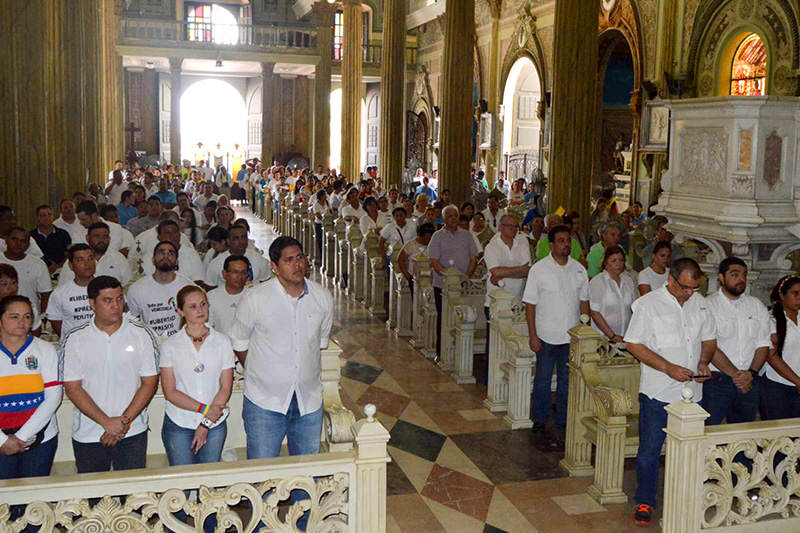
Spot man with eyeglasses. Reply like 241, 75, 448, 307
207, 254, 252, 338
483, 215, 531, 371
624, 257, 715, 527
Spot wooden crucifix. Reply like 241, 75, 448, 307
125, 121, 141, 149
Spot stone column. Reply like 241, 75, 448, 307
312, 2, 335, 169
655, 0, 678, 97
378, 0, 407, 189
549, 0, 599, 223
485, 0, 502, 186
169, 57, 183, 166
341, 0, 363, 181
261, 61, 276, 165
438, 0, 475, 205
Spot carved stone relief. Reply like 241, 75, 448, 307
763, 131, 783, 189
729, 175, 755, 197
678, 127, 728, 191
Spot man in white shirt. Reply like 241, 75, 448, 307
701, 257, 769, 425
204, 225, 268, 288
75, 200, 131, 256
398, 222, 435, 289
379, 207, 417, 261
58, 222, 131, 287
231, 236, 333, 459
484, 215, 531, 352
481, 195, 506, 232
104, 170, 127, 206
0, 227, 51, 316
523, 224, 589, 442
46, 243, 95, 338
54, 198, 84, 243
140, 220, 204, 285
126, 241, 195, 339
62, 275, 159, 473
0, 205, 44, 259
107, 159, 124, 183
208, 254, 251, 338
193, 182, 219, 211
198, 160, 214, 182
624, 258, 715, 526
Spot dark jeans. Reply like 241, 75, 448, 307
434, 286, 442, 357
0, 435, 57, 480
484, 307, 491, 355
314, 223, 323, 261
760, 377, 800, 420
531, 340, 569, 426
635, 394, 669, 508
73, 431, 148, 473
701, 372, 760, 425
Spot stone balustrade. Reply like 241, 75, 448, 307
410, 254, 437, 359
335, 219, 350, 289
483, 290, 535, 429
347, 226, 365, 300
559, 316, 642, 504
365, 233, 387, 317
439, 269, 487, 378
388, 249, 413, 337
0, 404, 389, 533
321, 212, 336, 275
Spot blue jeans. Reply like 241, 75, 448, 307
532, 340, 569, 426
760, 377, 800, 420
0, 434, 57, 480
701, 373, 760, 425
162, 415, 227, 466
73, 431, 147, 473
635, 394, 669, 508
243, 393, 322, 459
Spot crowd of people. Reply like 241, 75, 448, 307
2, 157, 800, 530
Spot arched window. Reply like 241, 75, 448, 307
730, 33, 767, 96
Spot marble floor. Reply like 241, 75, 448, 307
236, 206, 662, 533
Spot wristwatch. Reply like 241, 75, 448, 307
748, 368, 759, 379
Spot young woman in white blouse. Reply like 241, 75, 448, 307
589, 245, 636, 342
762, 275, 800, 420
637, 240, 672, 296
160, 285, 234, 465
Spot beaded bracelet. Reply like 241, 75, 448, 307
197, 404, 209, 416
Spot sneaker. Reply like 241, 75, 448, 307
633, 504, 652, 527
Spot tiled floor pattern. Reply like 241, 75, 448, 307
237, 206, 662, 532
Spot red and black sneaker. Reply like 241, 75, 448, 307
633, 504, 652, 527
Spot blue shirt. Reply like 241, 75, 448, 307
154, 191, 177, 205
415, 185, 437, 202
117, 204, 138, 227
236, 169, 247, 183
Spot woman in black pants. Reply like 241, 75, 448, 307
762, 275, 800, 420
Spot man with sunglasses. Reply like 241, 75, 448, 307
624, 257, 716, 526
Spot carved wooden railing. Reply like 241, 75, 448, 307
483, 290, 535, 429
0, 405, 388, 533
410, 254, 436, 359
559, 317, 641, 505
662, 393, 800, 533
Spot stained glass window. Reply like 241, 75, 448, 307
185, 4, 238, 45
186, 4, 212, 43
333, 11, 344, 60
730, 33, 767, 96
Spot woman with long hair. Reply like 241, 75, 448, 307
180, 208, 202, 247
762, 275, 800, 420
160, 286, 234, 465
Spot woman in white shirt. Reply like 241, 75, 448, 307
589, 245, 636, 342
762, 275, 800, 420
340, 189, 365, 229
359, 197, 383, 241
507, 179, 525, 205
637, 240, 672, 296
412, 194, 429, 221
312, 190, 330, 258
160, 286, 234, 465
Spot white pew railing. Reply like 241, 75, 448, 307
365, 233, 387, 317
483, 289, 535, 429
388, 249, 413, 337
334, 219, 349, 289
663, 392, 800, 533
347, 227, 365, 301
0, 405, 389, 533
410, 254, 437, 359
322, 213, 337, 278
439, 268, 487, 379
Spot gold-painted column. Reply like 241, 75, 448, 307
549, 0, 599, 222
341, 0, 363, 181
485, 0, 502, 187
655, 0, 678, 97
261, 61, 276, 165
169, 57, 183, 166
438, 0, 475, 205
379, 0, 407, 189
312, 2, 335, 170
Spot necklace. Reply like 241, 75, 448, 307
187, 327, 209, 343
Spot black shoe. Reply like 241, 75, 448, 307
532, 422, 546, 434
633, 504, 652, 527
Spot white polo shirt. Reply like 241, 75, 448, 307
380, 220, 417, 251
62, 318, 159, 442
45, 280, 94, 338
208, 285, 250, 337
707, 290, 770, 373
766, 313, 800, 386
0, 253, 51, 310
126, 273, 195, 338
481, 207, 507, 232
638, 266, 668, 292
522, 254, 589, 345
624, 287, 716, 403
589, 271, 637, 337
58, 250, 132, 287
204, 248, 269, 288
74, 219, 130, 254
54, 217, 84, 244
159, 326, 235, 429
141, 245, 204, 282
0, 237, 43, 259
230, 278, 333, 415
483, 233, 531, 306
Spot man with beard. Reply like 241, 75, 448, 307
141, 220, 204, 285
58, 222, 131, 286
701, 257, 770, 425
126, 240, 195, 339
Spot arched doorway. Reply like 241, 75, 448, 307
501, 56, 542, 182
596, 30, 635, 205
180, 79, 247, 167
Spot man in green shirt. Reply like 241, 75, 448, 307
586, 222, 625, 277
535, 214, 583, 262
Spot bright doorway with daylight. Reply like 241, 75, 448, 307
180, 79, 247, 166
501, 56, 542, 181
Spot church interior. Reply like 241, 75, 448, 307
2, 0, 800, 532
